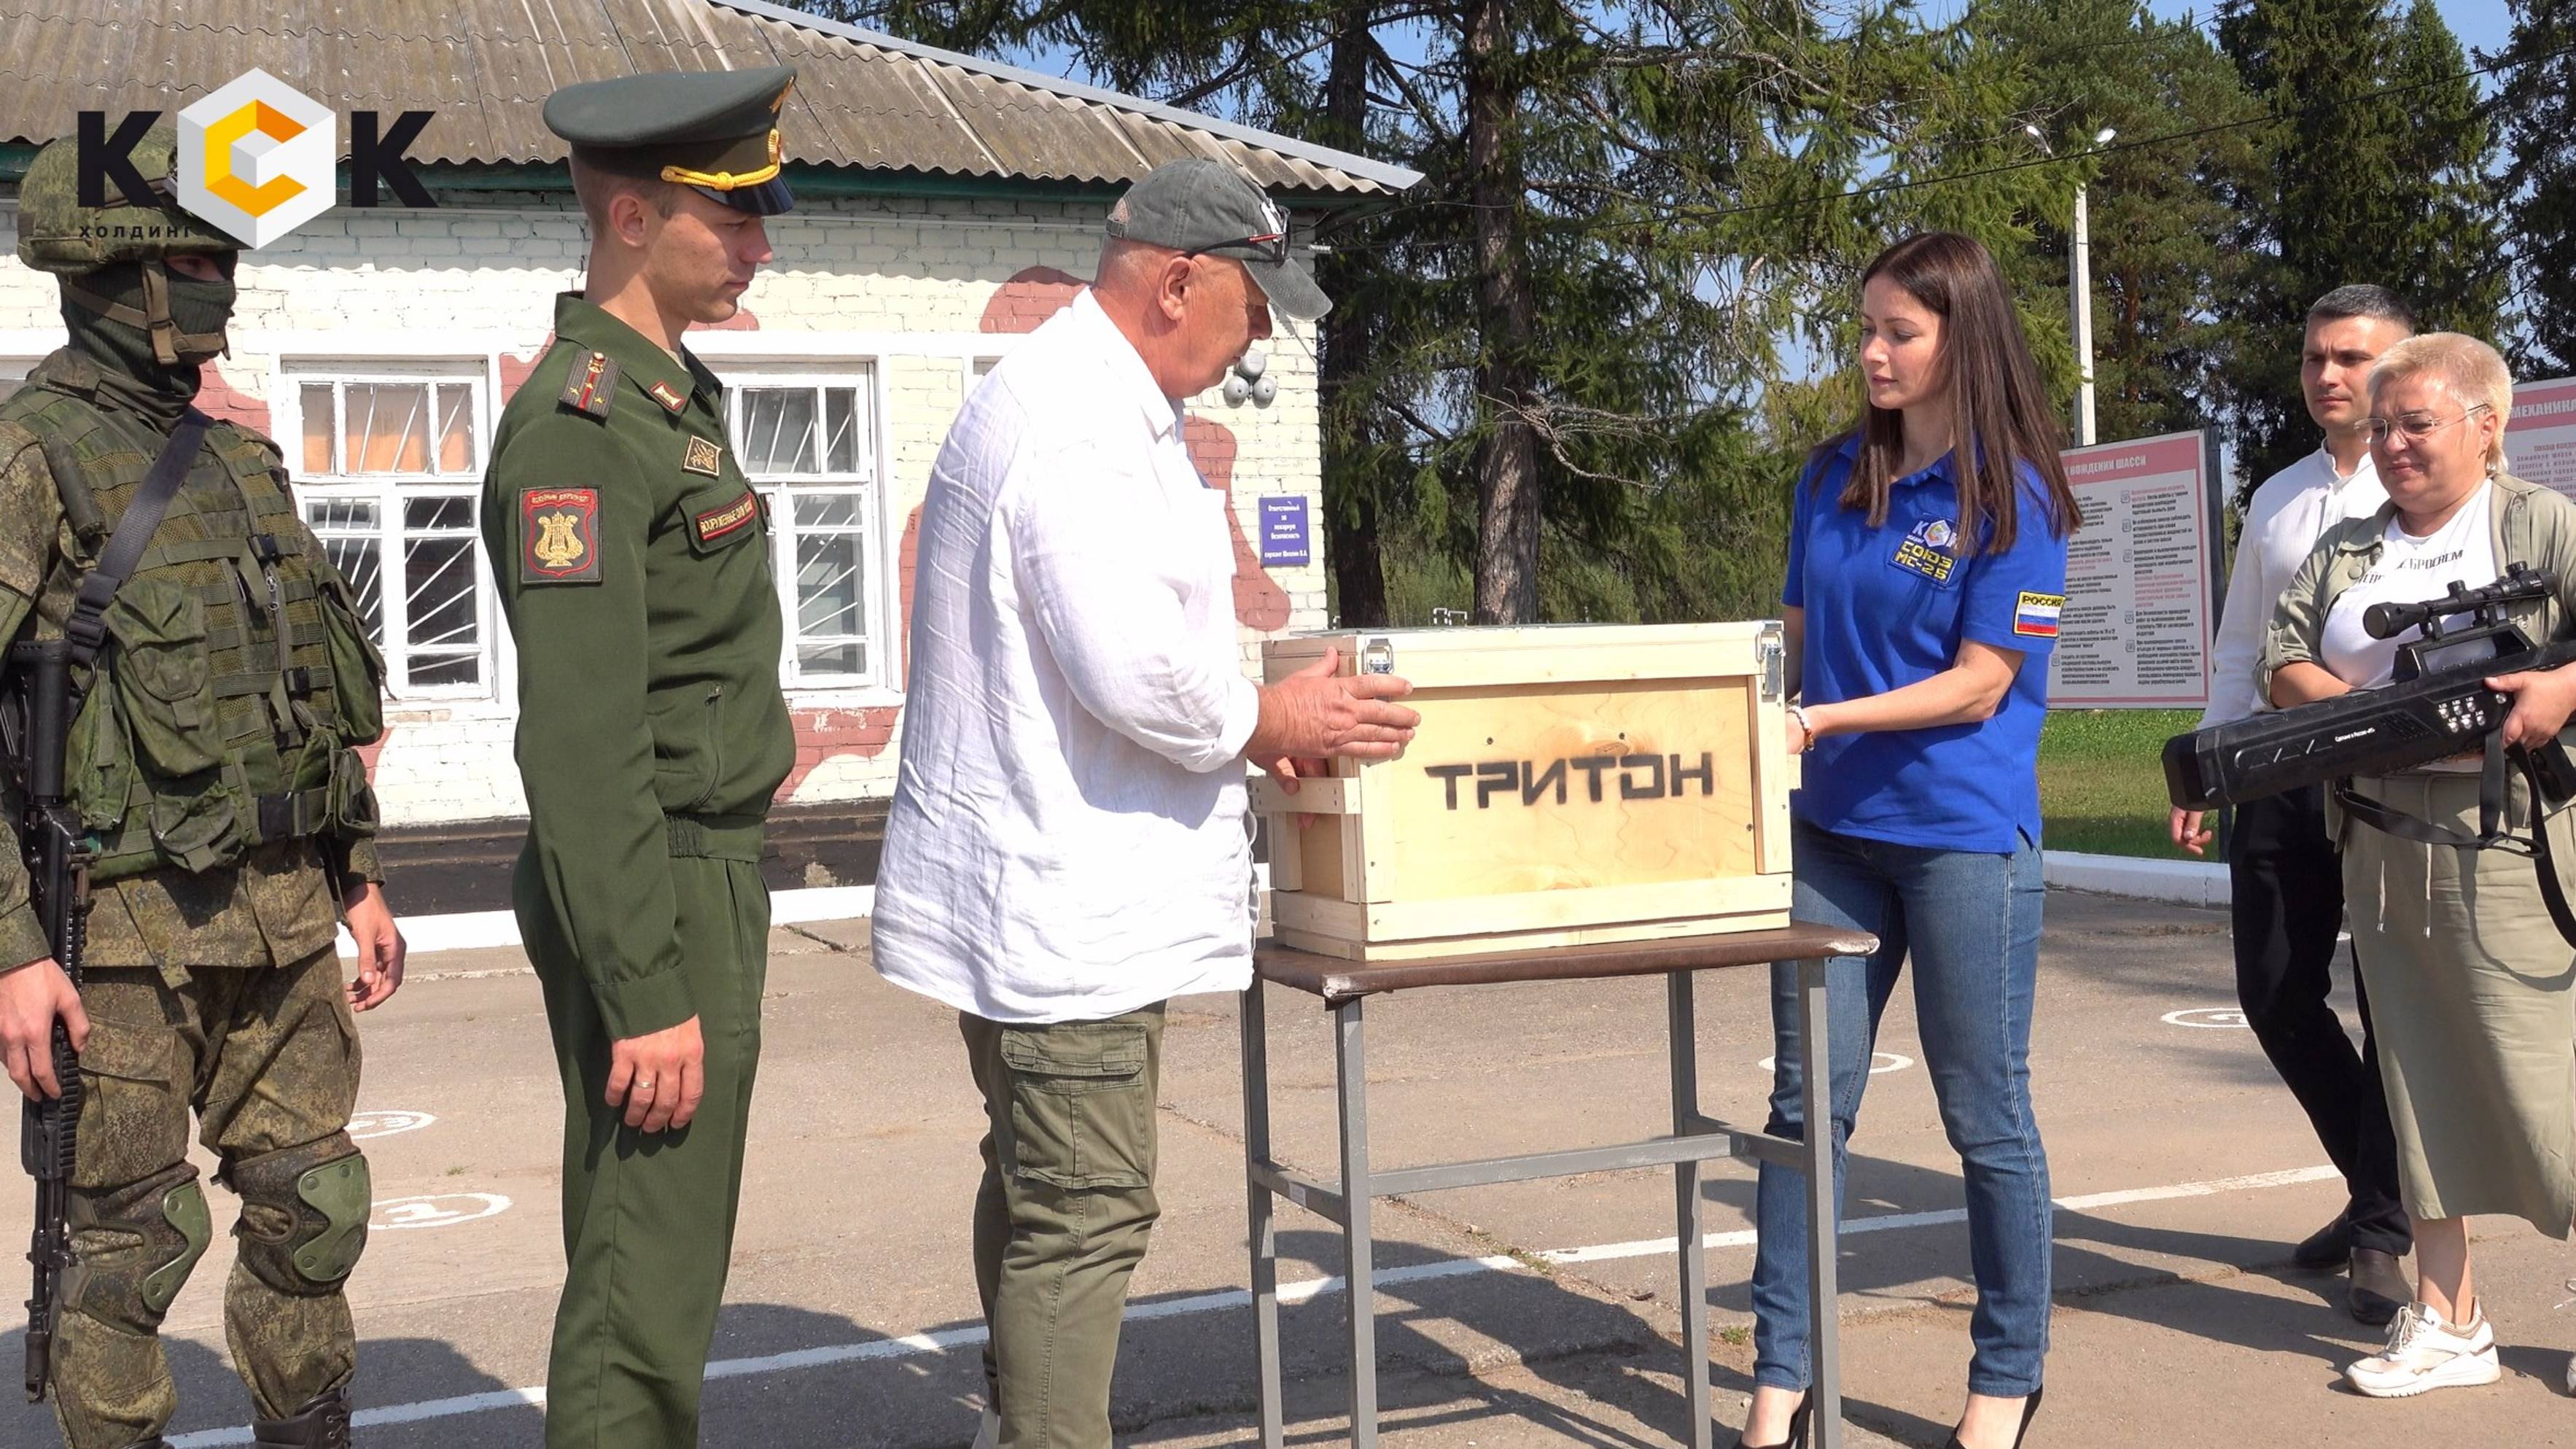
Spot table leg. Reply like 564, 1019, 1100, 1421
1336, 997, 1379, 1449
1242, 981, 1285, 1449
1799, 956, 1843, 1449
1669, 970, 1713, 1449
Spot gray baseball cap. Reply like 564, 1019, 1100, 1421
1105, 158, 1331, 321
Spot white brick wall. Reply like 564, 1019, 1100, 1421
0, 191, 1331, 825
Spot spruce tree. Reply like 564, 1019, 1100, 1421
2490, 0, 2576, 373
2219, 0, 2502, 492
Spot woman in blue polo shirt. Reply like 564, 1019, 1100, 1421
1735, 233, 2075, 1449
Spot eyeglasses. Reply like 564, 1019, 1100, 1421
1184, 231, 1288, 266
2365, 403, 2491, 446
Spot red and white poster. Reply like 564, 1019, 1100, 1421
2509, 376, 2576, 503
2048, 430, 2220, 709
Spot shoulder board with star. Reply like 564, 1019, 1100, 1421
559, 351, 619, 420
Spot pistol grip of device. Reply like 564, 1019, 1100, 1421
2527, 739, 2576, 804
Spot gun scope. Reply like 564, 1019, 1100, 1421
2364, 564, 2556, 640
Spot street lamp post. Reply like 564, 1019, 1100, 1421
2030, 125, 2117, 446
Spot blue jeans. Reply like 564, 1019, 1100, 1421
1750, 819, 2051, 1397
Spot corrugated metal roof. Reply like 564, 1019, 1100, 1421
0, 0, 1418, 197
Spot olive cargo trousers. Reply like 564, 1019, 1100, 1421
518, 821, 768, 1449
960, 1003, 1166, 1449
53, 951, 362, 1449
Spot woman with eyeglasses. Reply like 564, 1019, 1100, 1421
2261, 332, 2576, 1399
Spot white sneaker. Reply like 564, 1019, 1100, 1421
970, 1407, 1000, 1449
2345, 1302, 2500, 1398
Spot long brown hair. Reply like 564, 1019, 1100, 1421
1819, 232, 2078, 552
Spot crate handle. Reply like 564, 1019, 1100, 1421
1250, 774, 1361, 815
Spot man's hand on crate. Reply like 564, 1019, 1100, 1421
1248, 645, 1420, 792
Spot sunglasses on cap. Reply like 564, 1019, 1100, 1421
1184, 231, 1289, 266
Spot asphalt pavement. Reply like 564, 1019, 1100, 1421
4, 890, 2572, 1448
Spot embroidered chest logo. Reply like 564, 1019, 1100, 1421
2013, 591, 2063, 638
521, 488, 602, 584
692, 490, 760, 546
682, 436, 723, 477
1891, 518, 1958, 583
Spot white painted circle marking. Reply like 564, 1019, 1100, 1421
2163, 1008, 2251, 1030
1757, 1052, 1913, 1075
347, 1109, 436, 1141
371, 1193, 510, 1231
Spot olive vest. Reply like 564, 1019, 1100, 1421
0, 373, 384, 882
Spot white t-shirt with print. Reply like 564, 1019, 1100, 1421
2319, 486, 2497, 689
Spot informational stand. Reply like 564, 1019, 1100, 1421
2509, 376, 2576, 502
2048, 429, 2225, 710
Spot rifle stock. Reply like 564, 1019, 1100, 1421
12, 640, 87, 1403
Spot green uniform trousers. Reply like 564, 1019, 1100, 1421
54, 950, 362, 1449
517, 821, 769, 1449
961, 1003, 1165, 1449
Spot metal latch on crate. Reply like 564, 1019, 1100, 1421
1360, 637, 1396, 675
1758, 622, 1786, 702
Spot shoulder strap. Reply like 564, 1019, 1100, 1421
61, 408, 210, 667
2332, 737, 2576, 948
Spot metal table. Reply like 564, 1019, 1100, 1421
1239, 922, 1877, 1449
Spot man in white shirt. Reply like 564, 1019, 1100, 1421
2173, 284, 2414, 1322
873, 159, 1420, 1449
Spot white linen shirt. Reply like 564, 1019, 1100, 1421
2200, 447, 2389, 728
871, 289, 1261, 1024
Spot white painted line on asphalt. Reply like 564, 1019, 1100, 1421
372, 1193, 512, 1231
348, 1109, 437, 1140
2162, 1007, 2252, 1030
160, 1161, 2340, 1444
335, 885, 880, 959
1756, 1052, 1913, 1076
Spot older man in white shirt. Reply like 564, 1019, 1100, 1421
2172, 284, 2414, 1322
873, 158, 1419, 1449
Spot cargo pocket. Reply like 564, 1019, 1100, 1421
315, 574, 385, 746
102, 578, 223, 777
73, 1014, 189, 1191
997, 1022, 1153, 1191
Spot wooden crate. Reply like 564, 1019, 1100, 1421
1256, 623, 1796, 961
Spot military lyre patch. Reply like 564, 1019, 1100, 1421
690, 489, 760, 547
521, 488, 602, 584
682, 436, 723, 477
559, 352, 618, 419
647, 380, 689, 414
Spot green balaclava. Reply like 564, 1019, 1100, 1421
60, 255, 238, 428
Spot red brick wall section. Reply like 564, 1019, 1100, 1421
195, 360, 270, 435
980, 267, 1086, 334
1186, 416, 1291, 631
499, 337, 552, 404
779, 706, 900, 798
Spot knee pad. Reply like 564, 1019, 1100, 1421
62, 1162, 212, 1332
227, 1133, 369, 1296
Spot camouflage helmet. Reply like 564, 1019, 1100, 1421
17, 120, 238, 276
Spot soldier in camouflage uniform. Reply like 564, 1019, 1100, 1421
0, 127, 408, 1449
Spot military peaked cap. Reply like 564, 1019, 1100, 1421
544, 65, 798, 217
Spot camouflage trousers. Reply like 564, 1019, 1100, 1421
50, 949, 364, 1449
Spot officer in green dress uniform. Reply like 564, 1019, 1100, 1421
0, 125, 406, 1449
478, 66, 797, 1448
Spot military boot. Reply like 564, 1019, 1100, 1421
250, 1386, 351, 1448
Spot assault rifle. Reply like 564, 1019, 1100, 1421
2163, 564, 2576, 810
5, 640, 90, 1402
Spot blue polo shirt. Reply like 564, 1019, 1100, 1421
1783, 438, 2069, 854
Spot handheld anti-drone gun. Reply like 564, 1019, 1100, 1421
2163, 564, 2576, 812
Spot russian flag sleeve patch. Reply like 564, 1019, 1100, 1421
2013, 591, 2063, 638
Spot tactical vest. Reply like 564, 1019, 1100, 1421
0, 378, 384, 882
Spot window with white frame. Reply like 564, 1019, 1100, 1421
288, 370, 491, 697
727, 372, 884, 688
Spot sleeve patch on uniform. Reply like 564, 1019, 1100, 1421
2013, 591, 2063, 637
521, 488, 603, 584
647, 380, 689, 413
690, 489, 760, 546
682, 436, 723, 477
559, 352, 618, 419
